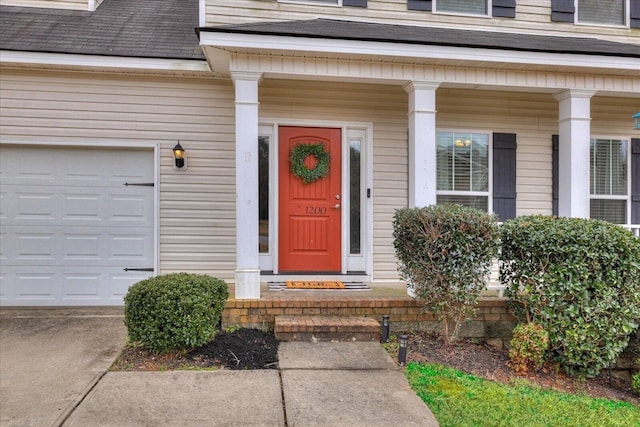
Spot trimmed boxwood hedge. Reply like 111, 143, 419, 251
500, 215, 640, 378
124, 273, 229, 353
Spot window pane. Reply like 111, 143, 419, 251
349, 140, 361, 255
437, 132, 489, 192
258, 136, 269, 253
436, 0, 487, 14
437, 195, 488, 211
590, 139, 627, 196
578, 0, 625, 25
590, 199, 626, 224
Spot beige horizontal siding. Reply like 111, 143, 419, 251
206, 0, 639, 45
2, 69, 637, 285
591, 97, 640, 137
0, 68, 237, 282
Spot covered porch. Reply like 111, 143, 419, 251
199, 19, 640, 300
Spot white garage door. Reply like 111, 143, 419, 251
0, 145, 155, 306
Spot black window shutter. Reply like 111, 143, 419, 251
493, 0, 516, 18
343, 0, 367, 7
408, 0, 432, 11
632, 138, 640, 224
552, 135, 559, 216
493, 133, 517, 221
551, 0, 575, 22
631, 0, 640, 29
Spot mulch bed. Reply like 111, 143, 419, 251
111, 328, 279, 371
110, 328, 639, 405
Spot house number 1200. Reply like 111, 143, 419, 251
306, 206, 327, 215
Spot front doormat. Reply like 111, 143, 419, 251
286, 281, 345, 289
267, 282, 371, 291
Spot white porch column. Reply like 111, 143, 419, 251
403, 81, 440, 208
231, 71, 262, 299
553, 89, 596, 218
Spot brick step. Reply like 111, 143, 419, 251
275, 316, 380, 342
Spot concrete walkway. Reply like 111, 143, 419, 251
1, 309, 438, 426
0, 308, 126, 427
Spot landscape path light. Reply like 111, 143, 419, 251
381, 315, 389, 343
398, 334, 408, 366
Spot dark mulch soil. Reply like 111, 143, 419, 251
110, 328, 279, 371
400, 331, 639, 406
111, 327, 639, 405
188, 328, 279, 370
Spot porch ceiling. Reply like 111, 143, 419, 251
202, 45, 640, 98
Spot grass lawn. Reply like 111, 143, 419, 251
406, 363, 640, 427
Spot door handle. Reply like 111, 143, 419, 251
334, 204, 341, 209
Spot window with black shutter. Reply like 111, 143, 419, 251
408, 0, 515, 17
552, 0, 636, 27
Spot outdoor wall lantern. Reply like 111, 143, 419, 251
634, 112, 640, 130
381, 315, 390, 343
398, 334, 408, 366
173, 142, 187, 170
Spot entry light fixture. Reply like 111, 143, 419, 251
634, 112, 640, 129
398, 334, 408, 366
173, 141, 187, 170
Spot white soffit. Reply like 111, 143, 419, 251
199, 32, 640, 75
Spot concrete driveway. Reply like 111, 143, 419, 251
0, 308, 126, 427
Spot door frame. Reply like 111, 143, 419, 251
258, 119, 373, 279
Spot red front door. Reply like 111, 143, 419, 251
278, 127, 341, 273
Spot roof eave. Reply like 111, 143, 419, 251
199, 31, 640, 76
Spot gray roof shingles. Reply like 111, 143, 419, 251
200, 18, 640, 58
2, 3, 637, 62
0, 0, 204, 60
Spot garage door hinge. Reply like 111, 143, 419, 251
124, 182, 154, 187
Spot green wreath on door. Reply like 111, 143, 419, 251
290, 143, 330, 184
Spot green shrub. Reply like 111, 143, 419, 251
509, 323, 549, 375
124, 273, 229, 353
393, 204, 499, 345
500, 215, 640, 378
